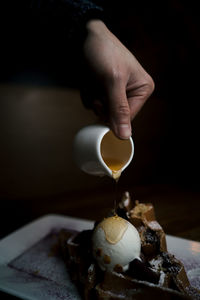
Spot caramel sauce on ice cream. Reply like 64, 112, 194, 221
98, 216, 128, 244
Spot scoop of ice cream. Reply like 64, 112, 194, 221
92, 215, 141, 272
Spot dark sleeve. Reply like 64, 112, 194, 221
0, 1, 105, 85
30, 0, 105, 45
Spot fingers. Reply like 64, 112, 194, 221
107, 82, 132, 139
127, 76, 155, 120
107, 74, 154, 139
81, 73, 154, 141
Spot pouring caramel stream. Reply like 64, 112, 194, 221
100, 130, 132, 211
102, 157, 124, 181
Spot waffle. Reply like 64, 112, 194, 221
59, 192, 200, 299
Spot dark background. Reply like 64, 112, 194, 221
0, 1, 199, 241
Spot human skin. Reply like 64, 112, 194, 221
83, 19, 155, 139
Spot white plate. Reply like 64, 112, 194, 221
0, 214, 199, 300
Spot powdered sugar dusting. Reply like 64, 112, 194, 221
7, 230, 81, 300
166, 235, 200, 290
148, 221, 162, 231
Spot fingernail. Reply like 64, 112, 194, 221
118, 124, 131, 139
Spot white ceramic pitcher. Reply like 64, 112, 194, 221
73, 124, 134, 178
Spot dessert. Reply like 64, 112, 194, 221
59, 192, 200, 299
92, 215, 141, 272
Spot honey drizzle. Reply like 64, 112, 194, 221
102, 158, 124, 172
112, 170, 121, 181
103, 158, 123, 213
101, 157, 124, 213
113, 178, 118, 214
99, 216, 128, 244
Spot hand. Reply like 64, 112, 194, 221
82, 20, 154, 139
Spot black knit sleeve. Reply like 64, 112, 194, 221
30, 0, 105, 45
0, 1, 105, 85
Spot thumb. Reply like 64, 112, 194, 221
107, 83, 132, 139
